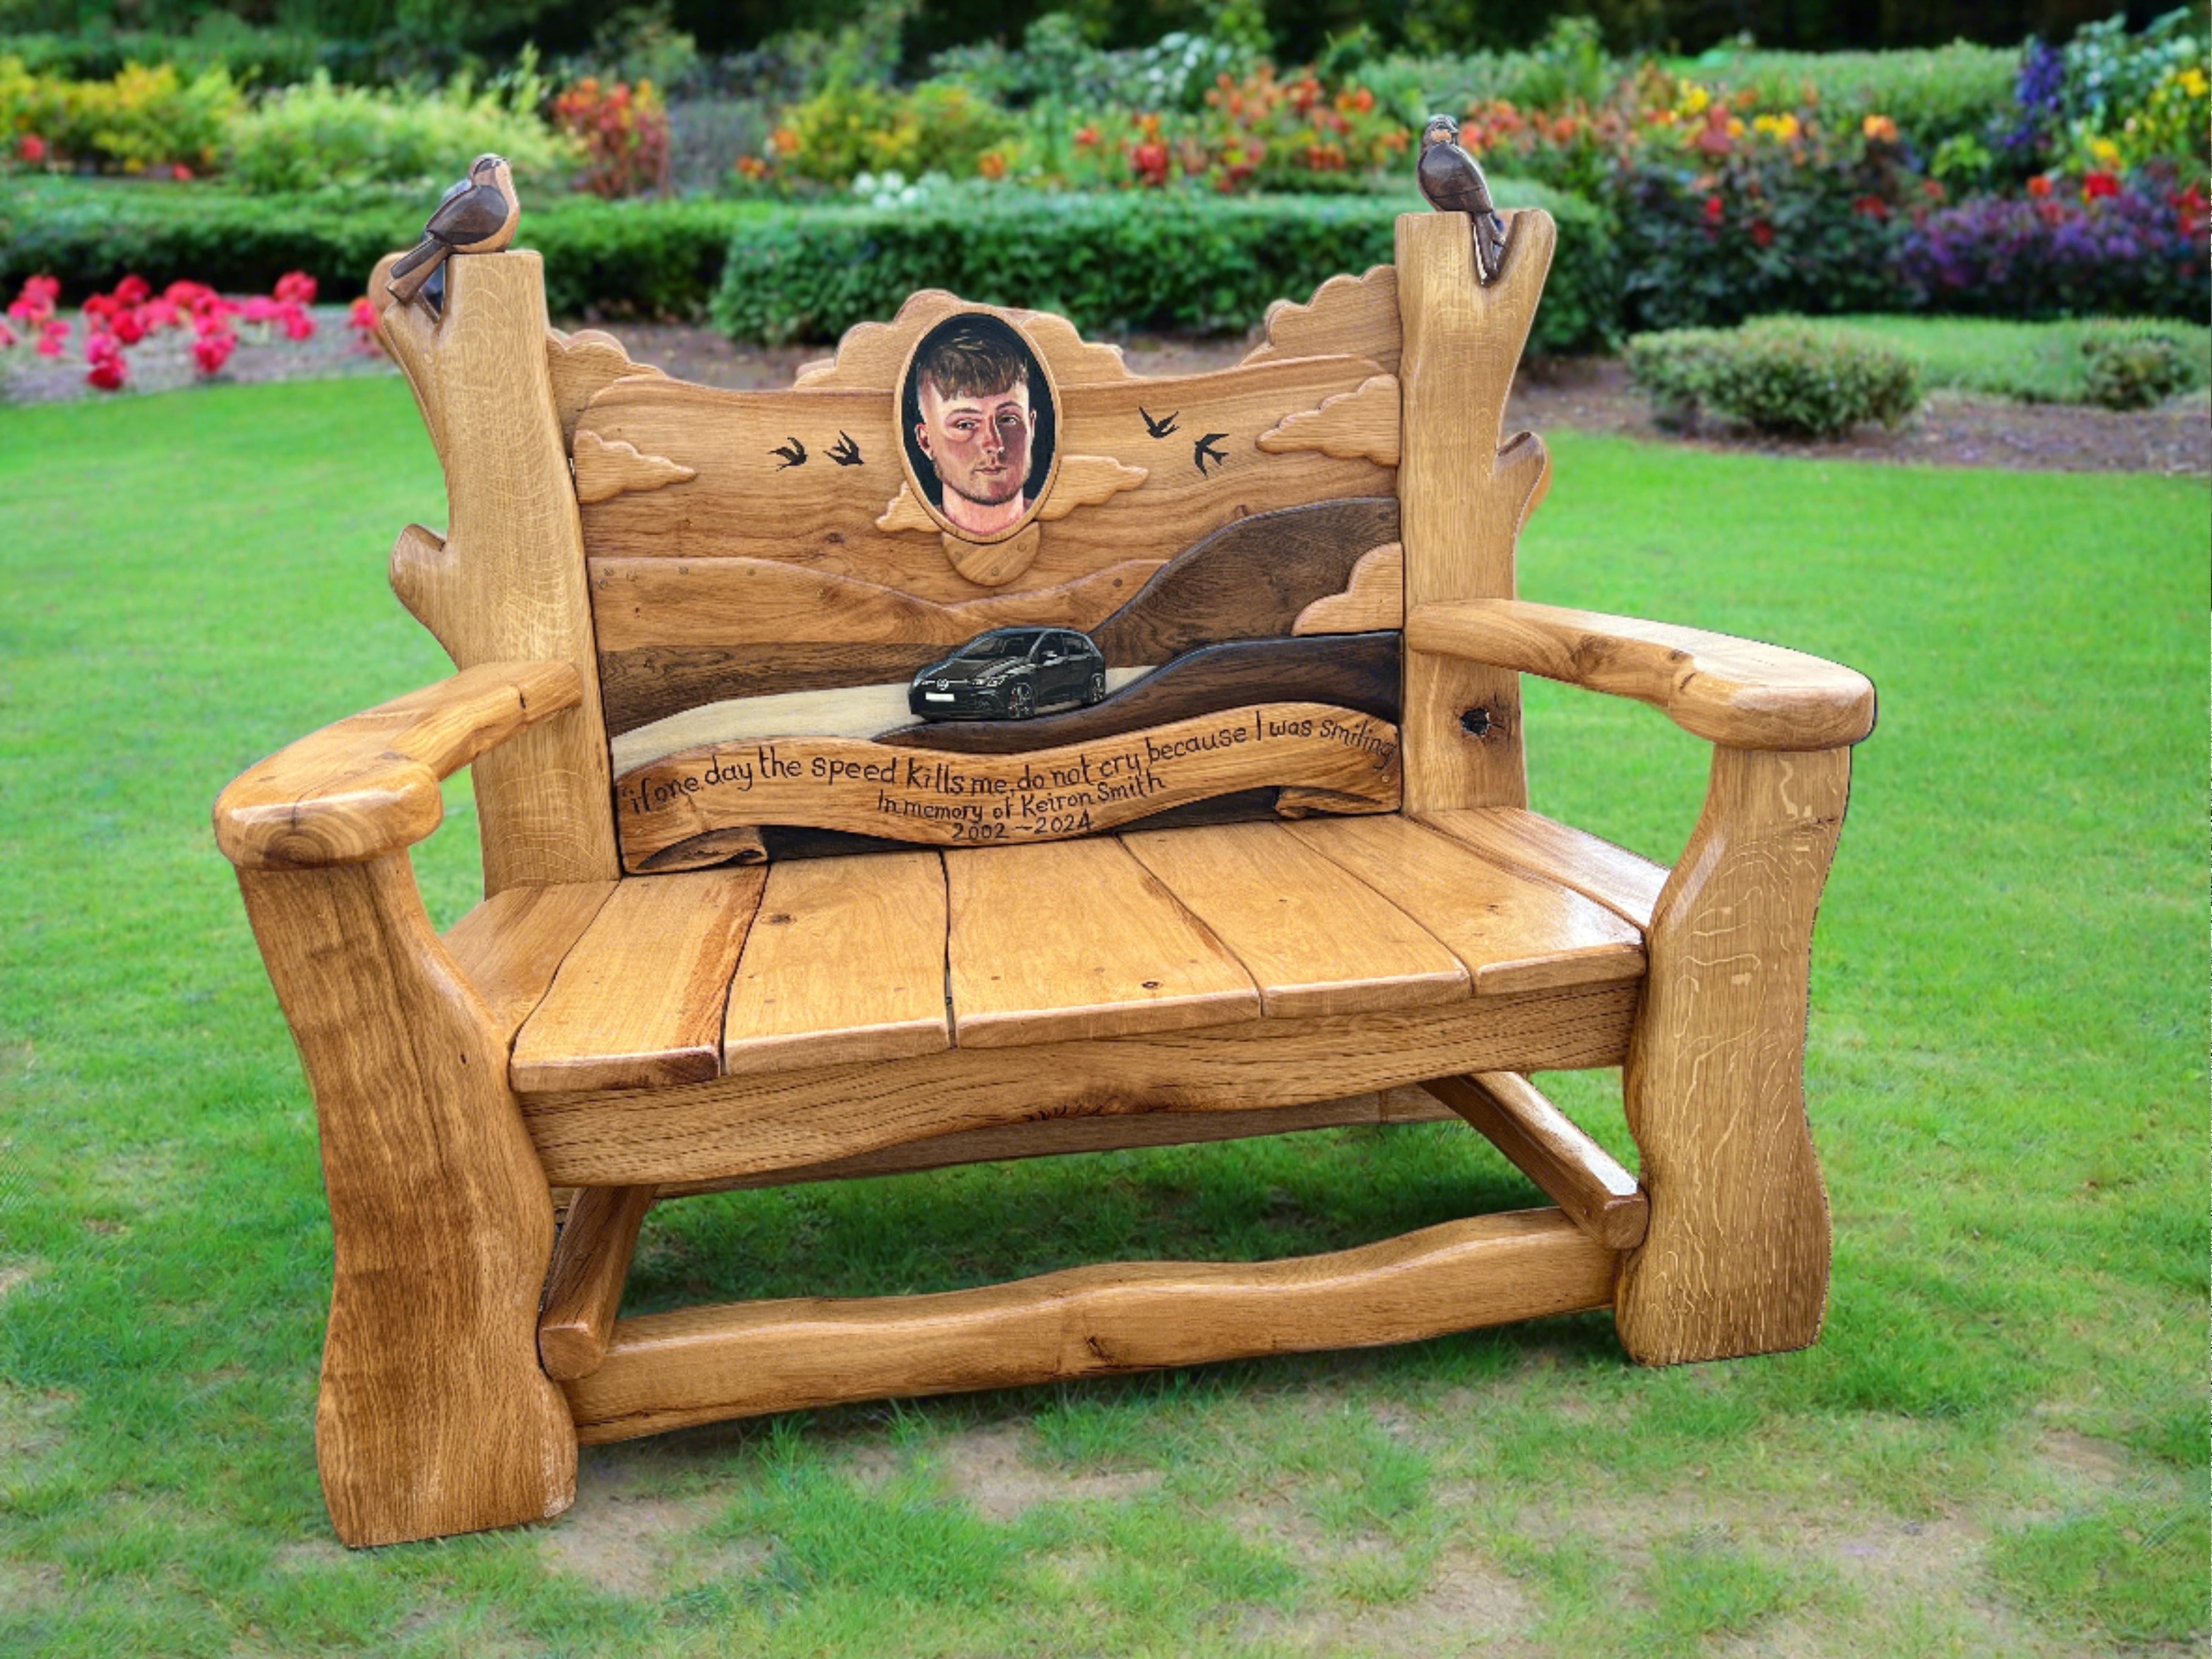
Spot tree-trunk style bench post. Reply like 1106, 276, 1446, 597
216, 171, 1874, 1547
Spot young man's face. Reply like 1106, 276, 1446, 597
916, 377, 1034, 512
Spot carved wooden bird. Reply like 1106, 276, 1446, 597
386, 154, 520, 307
1418, 115, 1509, 284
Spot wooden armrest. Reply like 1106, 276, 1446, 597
1405, 599, 1875, 752
215, 662, 584, 870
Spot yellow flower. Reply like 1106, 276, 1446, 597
1861, 114, 1899, 143
2090, 136, 2121, 166
2177, 66, 2208, 98
1726, 117, 1746, 138
1680, 83, 1711, 115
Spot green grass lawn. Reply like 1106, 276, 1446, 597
1782, 314, 2212, 405
2, 379, 2205, 1658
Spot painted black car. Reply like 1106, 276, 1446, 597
909, 627, 1108, 721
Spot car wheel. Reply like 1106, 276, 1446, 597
1084, 672, 1105, 706
1007, 684, 1034, 719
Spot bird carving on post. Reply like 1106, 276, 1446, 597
1417, 115, 1509, 285
386, 154, 520, 308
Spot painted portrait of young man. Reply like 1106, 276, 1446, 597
902, 316, 1054, 539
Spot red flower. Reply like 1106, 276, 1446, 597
35, 319, 67, 357
275, 271, 317, 306
17, 133, 45, 164
1750, 219, 1775, 248
111, 309, 146, 346
280, 305, 314, 342
2027, 174, 2053, 199
193, 330, 236, 376
1702, 194, 1725, 226
1130, 140, 1172, 187
0, 319, 14, 348
84, 331, 127, 392
2082, 171, 2121, 201
1851, 194, 1890, 219
1074, 124, 1101, 149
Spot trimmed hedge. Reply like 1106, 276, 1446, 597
1627, 321, 1923, 438
710, 183, 1618, 353
0, 178, 772, 318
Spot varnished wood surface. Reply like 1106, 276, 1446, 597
511, 868, 766, 1092
1294, 543, 1403, 636
566, 1208, 1616, 1439
215, 662, 582, 871
545, 325, 664, 447
373, 252, 618, 892
613, 701, 1402, 871
1395, 209, 1555, 816
577, 360, 1393, 603
723, 851, 951, 1075
1617, 746, 1849, 1364
1243, 266, 1401, 373
1423, 1072, 1646, 1250
945, 838, 1260, 1046
793, 291, 1138, 390
879, 634, 1401, 754
650, 1090, 1456, 1197
1086, 497, 1398, 665
538, 1183, 654, 1381
599, 642, 945, 737
1121, 821, 1468, 1018
517, 981, 1641, 1185
238, 856, 574, 1544
442, 879, 619, 1043
1406, 598, 1878, 752
1283, 815, 1645, 996
1256, 374, 1402, 467
1419, 808, 1667, 930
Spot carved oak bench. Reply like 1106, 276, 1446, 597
213, 197, 1875, 1547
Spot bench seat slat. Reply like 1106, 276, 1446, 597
723, 851, 951, 1076
1120, 821, 1469, 1018
1417, 807, 1668, 930
945, 837, 1261, 1048
442, 879, 619, 1045
1282, 815, 1647, 996
511, 868, 765, 1093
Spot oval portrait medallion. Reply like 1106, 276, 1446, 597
897, 312, 1061, 546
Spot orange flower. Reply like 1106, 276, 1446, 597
978, 150, 1007, 180
771, 126, 800, 156
2027, 173, 2053, 198
1861, 114, 1898, 143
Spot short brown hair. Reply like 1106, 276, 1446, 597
917, 324, 1028, 402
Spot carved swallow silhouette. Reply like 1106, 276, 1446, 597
770, 437, 807, 470
827, 431, 863, 466
1192, 432, 1229, 476
1139, 406, 1180, 439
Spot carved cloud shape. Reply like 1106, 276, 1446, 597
572, 430, 697, 505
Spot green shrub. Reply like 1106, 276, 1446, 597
0, 177, 772, 318
1627, 321, 1922, 438
773, 77, 1018, 184
0, 55, 240, 173
223, 70, 579, 195
2080, 323, 2206, 410
712, 179, 1615, 349
1693, 41, 2022, 146
1779, 314, 2212, 405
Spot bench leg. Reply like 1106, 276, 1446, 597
1616, 746, 1850, 1365
239, 857, 576, 1545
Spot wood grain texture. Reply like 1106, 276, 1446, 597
1283, 814, 1645, 996
236, 856, 573, 1545
880, 634, 1401, 754
575, 359, 1392, 607
372, 251, 618, 892
877, 456, 1148, 543
1406, 598, 1878, 751
516, 980, 1641, 1185
651, 1090, 1457, 1197
1423, 1072, 1646, 1250
1121, 822, 1468, 1018
571, 431, 695, 504
1395, 208, 1556, 816
945, 837, 1259, 1046
1616, 745, 1850, 1364
723, 851, 951, 1075
538, 1184, 654, 1381
442, 879, 619, 1043
1087, 497, 1399, 665
613, 702, 1402, 870
214, 662, 582, 871
1243, 265, 1401, 373
546, 325, 664, 447
1257, 374, 1401, 467
793, 291, 1136, 390
1293, 543, 1402, 636
511, 867, 766, 1092
589, 555, 1164, 654
1418, 808, 1668, 929
566, 1209, 1615, 1440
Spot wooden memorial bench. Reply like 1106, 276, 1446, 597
214, 186, 1875, 1547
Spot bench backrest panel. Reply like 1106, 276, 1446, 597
573, 285, 1411, 873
